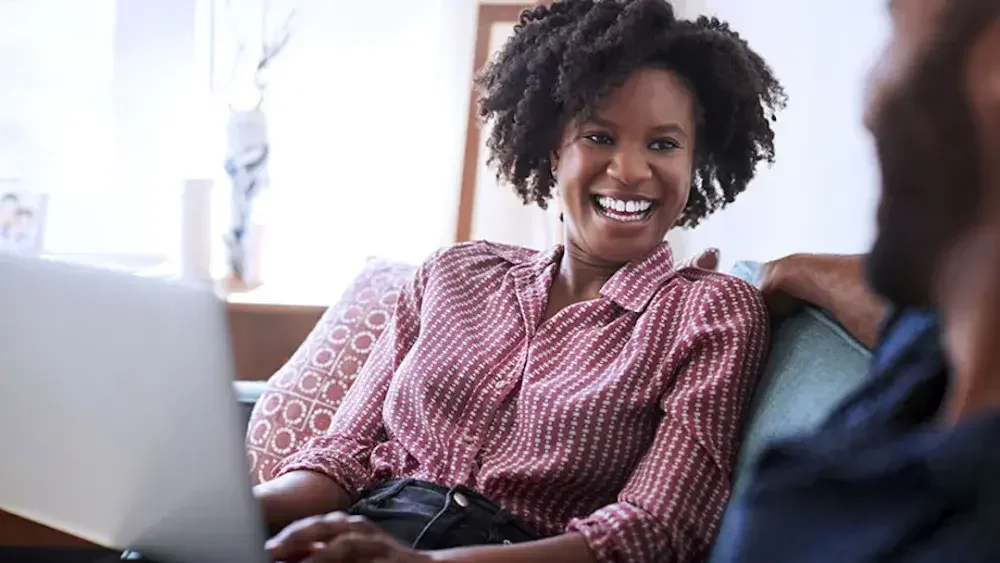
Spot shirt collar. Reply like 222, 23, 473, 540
515, 241, 676, 314
600, 241, 676, 313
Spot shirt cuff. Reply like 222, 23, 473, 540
271, 435, 372, 500
566, 501, 671, 563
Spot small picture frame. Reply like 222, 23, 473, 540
0, 181, 48, 257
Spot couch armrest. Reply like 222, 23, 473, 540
234, 380, 268, 432
234, 380, 268, 404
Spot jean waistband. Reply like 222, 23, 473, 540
361, 478, 540, 538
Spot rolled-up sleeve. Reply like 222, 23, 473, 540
272, 258, 430, 499
567, 277, 769, 562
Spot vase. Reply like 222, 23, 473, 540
224, 108, 270, 288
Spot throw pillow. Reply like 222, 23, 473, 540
245, 259, 416, 484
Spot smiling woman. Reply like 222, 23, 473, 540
253, 2, 785, 562
548, 68, 701, 262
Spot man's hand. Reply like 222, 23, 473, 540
757, 253, 887, 349
266, 512, 432, 563
759, 256, 806, 318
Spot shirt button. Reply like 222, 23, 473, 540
453, 492, 470, 507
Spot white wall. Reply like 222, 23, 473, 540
446, 0, 890, 268
670, 0, 890, 268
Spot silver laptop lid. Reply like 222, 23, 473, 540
0, 254, 266, 563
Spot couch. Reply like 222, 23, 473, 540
231, 258, 873, 548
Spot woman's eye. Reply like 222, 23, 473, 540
649, 138, 680, 151
583, 133, 614, 146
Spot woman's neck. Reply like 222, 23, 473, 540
552, 241, 624, 304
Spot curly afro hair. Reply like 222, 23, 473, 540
475, 0, 787, 227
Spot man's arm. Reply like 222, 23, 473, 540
760, 254, 889, 349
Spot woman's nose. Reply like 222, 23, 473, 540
606, 147, 653, 186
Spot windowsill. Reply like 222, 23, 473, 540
40, 252, 356, 310
224, 286, 334, 311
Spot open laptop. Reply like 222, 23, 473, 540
0, 253, 268, 563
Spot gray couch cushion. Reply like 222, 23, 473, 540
727, 261, 872, 495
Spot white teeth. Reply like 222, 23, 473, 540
596, 196, 653, 218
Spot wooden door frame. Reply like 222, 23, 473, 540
454, 3, 535, 243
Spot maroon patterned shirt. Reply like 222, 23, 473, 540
275, 241, 769, 562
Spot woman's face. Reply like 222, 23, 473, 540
553, 67, 696, 264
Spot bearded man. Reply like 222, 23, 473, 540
713, 0, 1000, 560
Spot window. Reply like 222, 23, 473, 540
0, 0, 117, 254
210, 0, 474, 300
1, 0, 215, 270
3, 0, 480, 302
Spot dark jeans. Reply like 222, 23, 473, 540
349, 478, 540, 550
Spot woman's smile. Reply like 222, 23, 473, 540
592, 194, 657, 223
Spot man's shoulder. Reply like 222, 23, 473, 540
796, 306, 944, 440
871, 307, 942, 375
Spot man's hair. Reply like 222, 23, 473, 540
475, 0, 786, 227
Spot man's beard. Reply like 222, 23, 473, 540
866, 29, 984, 307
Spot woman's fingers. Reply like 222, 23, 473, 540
266, 512, 380, 562
301, 532, 391, 562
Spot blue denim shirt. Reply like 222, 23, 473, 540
712, 308, 1000, 562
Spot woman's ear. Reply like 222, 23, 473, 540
549, 150, 560, 176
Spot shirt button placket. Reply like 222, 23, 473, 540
461, 433, 480, 482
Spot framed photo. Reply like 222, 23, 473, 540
0, 181, 48, 256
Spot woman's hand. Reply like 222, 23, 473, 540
254, 471, 355, 537
266, 512, 432, 563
